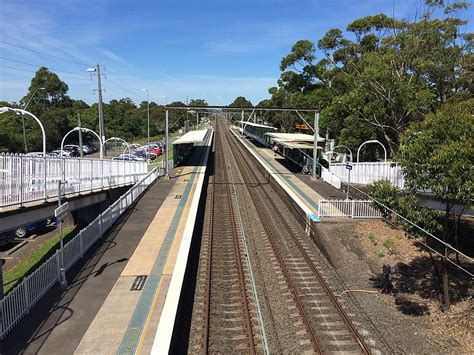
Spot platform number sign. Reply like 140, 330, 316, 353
55, 202, 69, 222
346, 164, 353, 171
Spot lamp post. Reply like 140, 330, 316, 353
312, 111, 319, 180
330, 145, 353, 200
356, 139, 388, 184
0, 107, 47, 156
142, 89, 150, 162
356, 140, 387, 163
165, 107, 169, 176
21, 87, 45, 153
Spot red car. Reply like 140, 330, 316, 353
150, 147, 161, 156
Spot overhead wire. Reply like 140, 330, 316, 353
0, 56, 90, 80
0, 40, 91, 67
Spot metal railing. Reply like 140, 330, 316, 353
318, 199, 382, 219
0, 153, 148, 210
0, 168, 160, 339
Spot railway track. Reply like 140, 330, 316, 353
196, 123, 259, 353
220, 119, 371, 354
189, 118, 374, 353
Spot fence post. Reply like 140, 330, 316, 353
19, 155, 24, 207
43, 155, 47, 201
351, 200, 355, 219
23, 279, 30, 314
79, 231, 84, 257
99, 214, 103, 236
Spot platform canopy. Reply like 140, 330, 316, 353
265, 132, 325, 143
272, 138, 324, 150
238, 121, 277, 130
172, 129, 208, 145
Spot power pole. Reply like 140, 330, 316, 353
78, 113, 83, 158
94, 63, 106, 155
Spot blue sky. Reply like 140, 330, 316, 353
0, 0, 472, 106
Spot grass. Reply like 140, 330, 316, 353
383, 238, 396, 250
377, 251, 385, 258
3, 226, 76, 294
368, 233, 377, 246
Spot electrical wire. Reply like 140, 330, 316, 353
0, 40, 91, 67
0, 56, 89, 80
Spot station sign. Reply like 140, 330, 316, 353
295, 124, 310, 130
346, 164, 353, 171
55, 202, 69, 222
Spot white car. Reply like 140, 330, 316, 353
51, 150, 72, 157
25, 152, 45, 157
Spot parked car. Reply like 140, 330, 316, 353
51, 149, 72, 157
63, 146, 80, 157
14, 218, 53, 238
65, 144, 89, 155
115, 154, 146, 162
133, 149, 157, 160
150, 147, 161, 156
25, 152, 46, 157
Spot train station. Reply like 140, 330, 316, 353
1, 2, 473, 350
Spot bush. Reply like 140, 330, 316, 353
367, 180, 399, 219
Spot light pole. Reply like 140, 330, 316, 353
61, 127, 102, 173
312, 111, 319, 180
1, 107, 47, 156
165, 107, 169, 176
142, 89, 150, 162
330, 145, 353, 200
21, 87, 45, 152
87, 64, 106, 154
356, 140, 387, 163
356, 139, 388, 183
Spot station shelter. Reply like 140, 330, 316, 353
265, 132, 325, 174
172, 129, 210, 166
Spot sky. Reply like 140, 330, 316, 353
0, 0, 472, 106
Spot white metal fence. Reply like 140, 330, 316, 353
318, 199, 382, 219
0, 153, 148, 210
321, 166, 342, 189
0, 168, 159, 339
328, 162, 405, 189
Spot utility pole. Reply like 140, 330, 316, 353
87, 64, 106, 155
77, 113, 83, 158
96, 64, 105, 155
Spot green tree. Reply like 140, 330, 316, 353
188, 99, 208, 107
397, 98, 474, 309
229, 96, 253, 107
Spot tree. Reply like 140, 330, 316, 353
188, 99, 208, 107
229, 96, 253, 107
397, 98, 474, 309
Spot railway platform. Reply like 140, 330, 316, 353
231, 128, 345, 217
75, 131, 212, 354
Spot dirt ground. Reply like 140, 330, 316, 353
317, 219, 473, 354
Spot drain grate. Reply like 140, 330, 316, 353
130, 275, 147, 291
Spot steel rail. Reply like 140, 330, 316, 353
224, 120, 371, 354
203, 123, 256, 354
